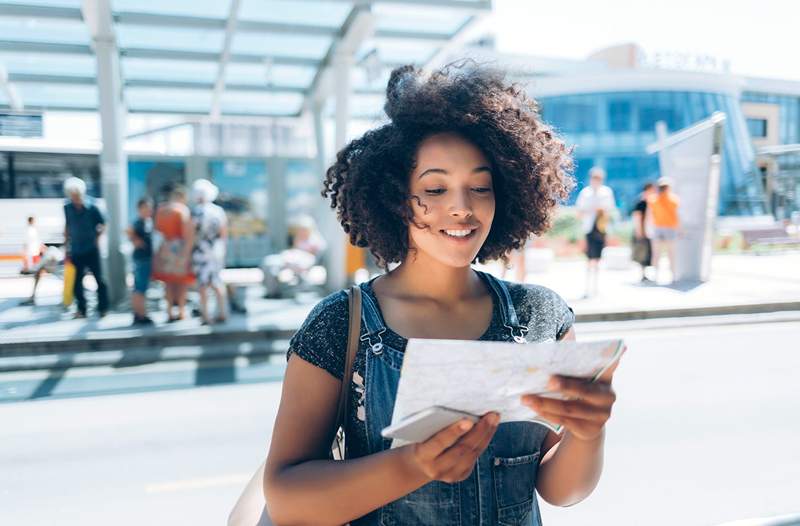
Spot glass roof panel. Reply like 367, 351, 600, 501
15, 82, 98, 108
126, 87, 212, 113
3, 0, 82, 7
0, 51, 96, 77
0, 16, 90, 45
238, 0, 352, 28
111, 0, 232, 19
219, 90, 303, 115
122, 57, 218, 83
351, 66, 390, 92
349, 94, 386, 119
364, 39, 438, 65
230, 32, 330, 59
373, 4, 471, 35
225, 63, 315, 88
116, 24, 224, 53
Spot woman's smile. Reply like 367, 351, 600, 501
440, 224, 480, 243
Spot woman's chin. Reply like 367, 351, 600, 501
428, 253, 479, 269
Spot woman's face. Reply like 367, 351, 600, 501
407, 133, 495, 268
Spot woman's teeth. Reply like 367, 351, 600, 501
444, 229, 473, 237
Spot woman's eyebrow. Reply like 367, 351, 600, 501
418, 166, 492, 179
418, 168, 447, 179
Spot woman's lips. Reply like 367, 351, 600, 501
440, 227, 478, 242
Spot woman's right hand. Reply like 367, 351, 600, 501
401, 412, 500, 484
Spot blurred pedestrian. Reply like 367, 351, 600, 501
63, 177, 108, 318
127, 197, 154, 326
190, 179, 228, 325
153, 184, 194, 322
19, 246, 64, 306
631, 182, 656, 282
575, 167, 616, 298
262, 214, 326, 298
22, 216, 43, 274
649, 177, 681, 283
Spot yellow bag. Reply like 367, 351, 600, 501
62, 261, 76, 306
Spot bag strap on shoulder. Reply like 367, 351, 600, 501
336, 285, 361, 434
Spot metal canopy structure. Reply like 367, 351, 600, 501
0, 0, 492, 118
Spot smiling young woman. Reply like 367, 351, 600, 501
263, 63, 621, 526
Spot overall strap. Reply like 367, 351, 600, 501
357, 281, 388, 355
478, 270, 529, 343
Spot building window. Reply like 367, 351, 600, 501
746, 118, 768, 138
638, 107, 678, 133
542, 101, 597, 133
608, 101, 632, 132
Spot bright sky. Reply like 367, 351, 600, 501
493, 0, 800, 81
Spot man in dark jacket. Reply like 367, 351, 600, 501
63, 177, 108, 318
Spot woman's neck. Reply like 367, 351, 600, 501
382, 251, 483, 305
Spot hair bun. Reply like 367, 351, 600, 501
384, 65, 420, 122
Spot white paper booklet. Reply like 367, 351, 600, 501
388, 338, 625, 440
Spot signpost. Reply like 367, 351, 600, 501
0, 112, 43, 138
647, 112, 726, 283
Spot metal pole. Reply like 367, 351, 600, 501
84, 0, 128, 307
323, 50, 353, 291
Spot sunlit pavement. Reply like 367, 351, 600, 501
1, 315, 798, 526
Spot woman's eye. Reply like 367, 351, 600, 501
473, 187, 493, 193
424, 189, 446, 195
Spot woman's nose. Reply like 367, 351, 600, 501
448, 190, 473, 218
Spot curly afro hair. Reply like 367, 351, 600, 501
322, 62, 574, 268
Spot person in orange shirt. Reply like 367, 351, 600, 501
153, 185, 195, 322
648, 177, 680, 283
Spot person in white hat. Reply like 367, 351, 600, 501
190, 179, 228, 324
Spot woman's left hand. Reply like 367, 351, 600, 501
521, 370, 618, 442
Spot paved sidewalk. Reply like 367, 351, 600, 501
1, 253, 798, 370
510, 252, 800, 321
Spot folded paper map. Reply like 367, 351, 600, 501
388, 338, 625, 441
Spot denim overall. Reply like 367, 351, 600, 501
355, 271, 550, 526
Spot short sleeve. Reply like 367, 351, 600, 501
555, 294, 575, 340
506, 282, 575, 342
286, 290, 350, 380
575, 188, 589, 211
93, 204, 106, 225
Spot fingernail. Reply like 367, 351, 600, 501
547, 377, 560, 390
459, 420, 473, 431
490, 413, 500, 425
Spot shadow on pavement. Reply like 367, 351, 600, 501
27, 353, 75, 400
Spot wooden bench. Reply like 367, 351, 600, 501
740, 226, 800, 253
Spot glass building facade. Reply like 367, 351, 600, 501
741, 92, 800, 145
538, 91, 767, 215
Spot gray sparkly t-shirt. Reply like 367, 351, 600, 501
286, 275, 575, 459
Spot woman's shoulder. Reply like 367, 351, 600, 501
303, 289, 350, 324
501, 280, 574, 339
504, 281, 568, 309
288, 289, 351, 379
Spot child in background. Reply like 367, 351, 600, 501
127, 197, 155, 325
22, 216, 43, 274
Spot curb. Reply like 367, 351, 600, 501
0, 326, 297, 357
574, 301, 800, 322
0, 340, 288, 373
2, 301, 799, 373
